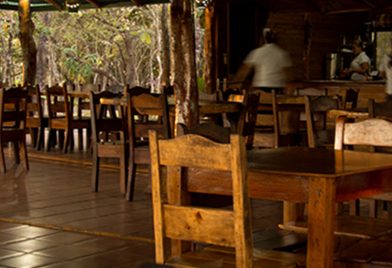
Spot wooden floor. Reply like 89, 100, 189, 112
2, 147, 392, 267
0, 147, 286, 267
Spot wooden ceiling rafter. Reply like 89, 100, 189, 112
43, 0, 63, 10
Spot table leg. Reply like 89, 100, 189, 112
307, 177, 336, 268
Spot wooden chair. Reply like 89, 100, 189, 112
0, 86, 29, 173
342, 88, 359, 110
223, 89, 260, 149
254, 91, 313, 148
335, 116, 392, 217
149, 131, 305, 267
305, 95, 339, 148
125, 88, 171, 201
74, 83, 100, 151
90, 90, 128, 194
45, 84, 90, 153
25, 84, 47, 150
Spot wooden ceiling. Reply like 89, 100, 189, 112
0, 0, 390, 13
253, 0, 392, 14
0, 0, 169, 12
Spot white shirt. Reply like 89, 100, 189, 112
379, 54, 392, 95
244, 43, 292, 88
350, 51, 370, 81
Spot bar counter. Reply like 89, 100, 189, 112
288, 80, 386, 107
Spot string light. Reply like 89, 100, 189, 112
195, 0, 212, 8
66, 0, 80, 12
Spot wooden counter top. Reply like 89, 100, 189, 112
288, 80, 387, 107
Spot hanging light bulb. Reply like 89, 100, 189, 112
66, 0, 80, 12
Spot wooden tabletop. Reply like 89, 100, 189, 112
100, 97, 241, 115
185, 147, 392, 268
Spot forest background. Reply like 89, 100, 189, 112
0, 4, 206, 92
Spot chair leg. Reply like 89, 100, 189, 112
13, 141, 20, 164
78, 129, 83, 151
36, 127, 45, 151
0, 145, 6, 173
46, 129, 54, 152
58, 130, 65, 150
63, 129, 72, 153
29, 128, 37, 148
92, 149, 99, 192
20, 140, 29, 171
119, 152, 127, 194
126, 162, 137, 201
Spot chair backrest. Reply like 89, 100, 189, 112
79, 83, 101, 93
0, 86, 28, 131
25, 84, 43, 128
334, 116, 392, 150
236, 92, 260, 149
45, 84, 70, 122
305, 95, 339, 147
273, 93, 312, 147
149, 131, 251, 267
126, 89, 171, 144
89, 90, 126, 144
222, 89, 259, 149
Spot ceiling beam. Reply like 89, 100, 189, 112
85, 0, 100, 8
326, 7, 371, 14
44, 0, 62, 10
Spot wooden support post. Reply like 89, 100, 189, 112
170, 0, 199, 129
19, 0, 37, 85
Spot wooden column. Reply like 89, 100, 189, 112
170, 0, 198, 130
303, 13, 312, 81
19, 0, 37, 85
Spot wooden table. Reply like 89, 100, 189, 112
186, 147, 392, 268
100, 97, 240, 113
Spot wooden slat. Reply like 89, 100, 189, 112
158, 134, 232, 171
279, 215, 392, 239
163, 204, 235, 247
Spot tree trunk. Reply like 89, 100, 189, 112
36, 13, 49, 89
161, 4, 171, 87
19, 0, 37, 85
170, 0, 198, 129
203, 3, 215, 94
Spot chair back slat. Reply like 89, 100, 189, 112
163, 204, 235, 247
158, 134, 232, 171
335, 117, 392, 149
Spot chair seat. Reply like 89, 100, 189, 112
97, 142, 126, 157
1, 129, 26, 141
